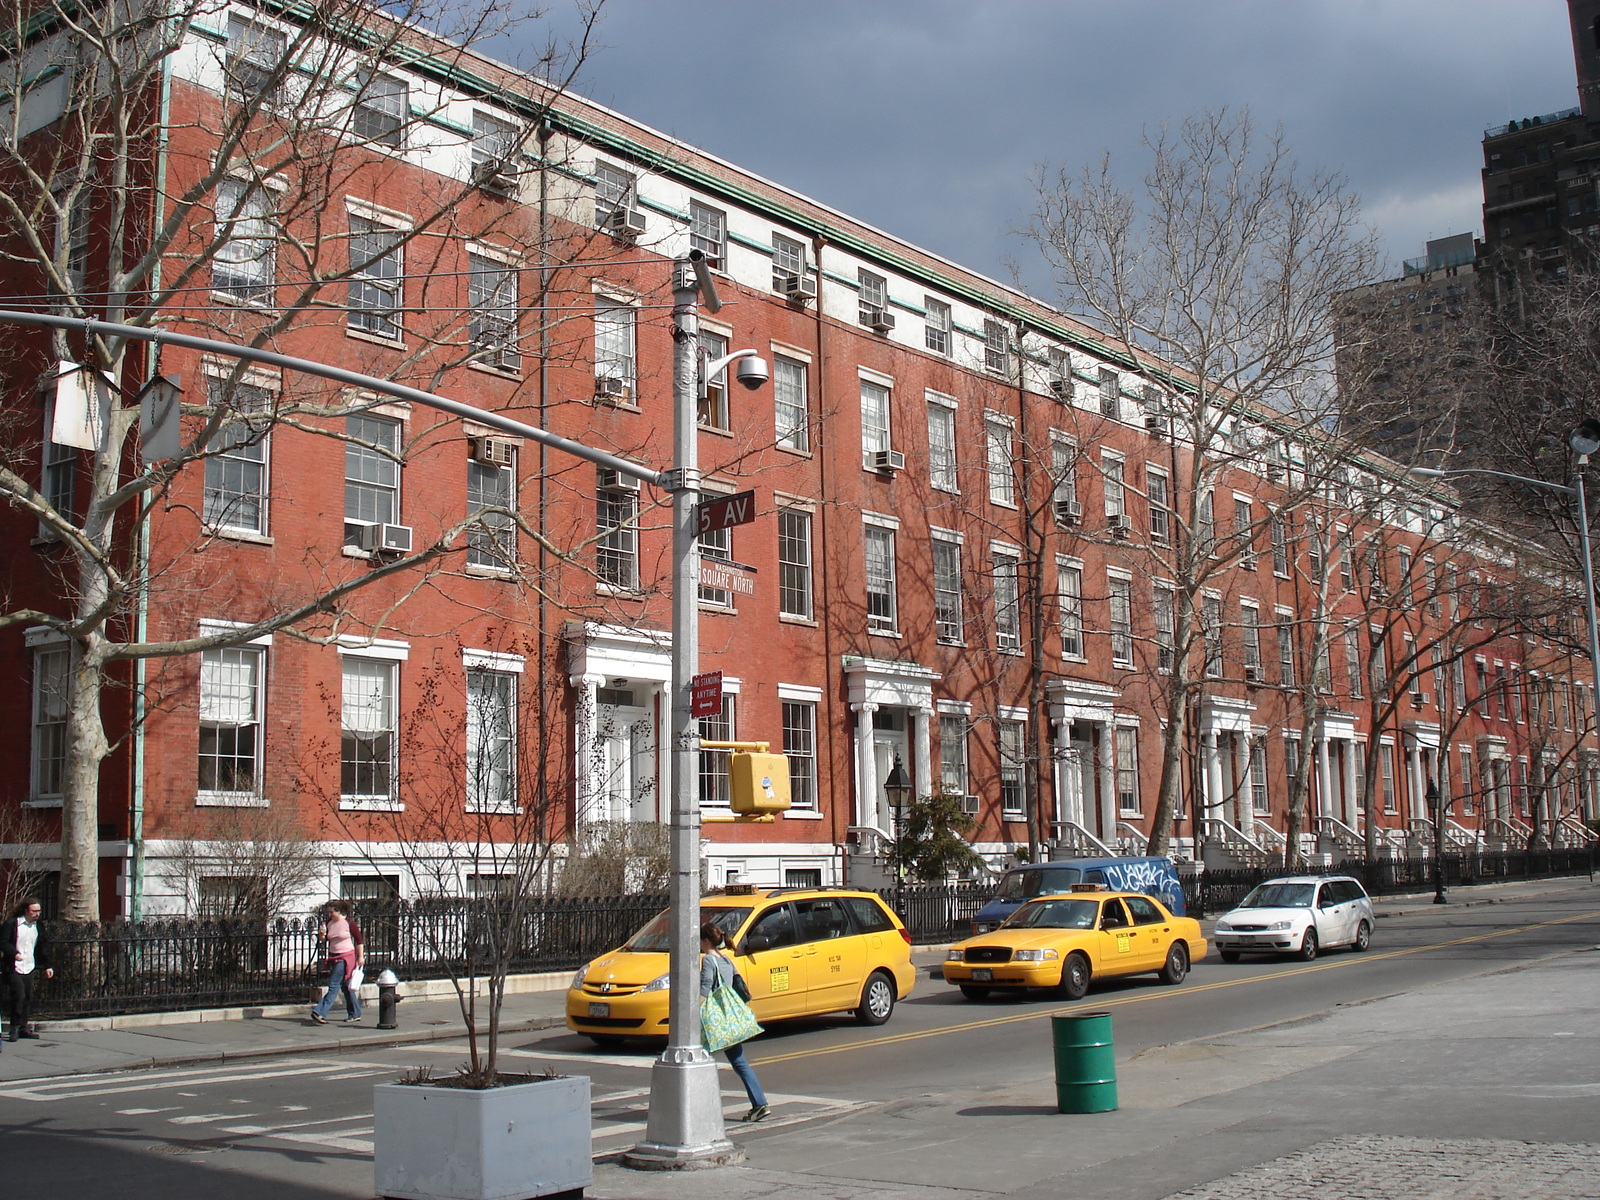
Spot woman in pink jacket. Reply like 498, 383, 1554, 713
310, 900, 364, 1024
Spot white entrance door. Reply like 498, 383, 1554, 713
596, 702, 656, 822
873, 728, 910, 833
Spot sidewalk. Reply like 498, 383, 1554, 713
3, 873, 1589, 1084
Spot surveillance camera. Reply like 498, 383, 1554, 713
735, 356, 770, 391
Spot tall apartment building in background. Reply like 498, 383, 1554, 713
2, 3, 1594, 920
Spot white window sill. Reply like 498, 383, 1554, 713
346, 326, 406, 349
597, 582, 645, 599
197, 792, 269, 808
339, 798, 405, 812
204, 526, 273, 545
698, 424, 734, 439
782, 809, 824, 820
776, 443, 813, 459
465, 565, 516, 580
22, 798, 63, 809
210, 289, 274, 309
868, 627, 901, 639
467, 803, 523, 815
1001, 811, 1026, 822
937, 637, 967, 648
989, 498, 1018, 510
1062, 653, 1088, 664
466, 361, 523, 381
779, 614, 818, 627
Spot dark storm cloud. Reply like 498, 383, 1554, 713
522, 0, 1576, 293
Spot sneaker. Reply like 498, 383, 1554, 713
19, 1030, 39, 1039
308, 1012, 327, 1025
744, 1104, 770, 1123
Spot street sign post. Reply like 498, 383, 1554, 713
690, 670, 724, 719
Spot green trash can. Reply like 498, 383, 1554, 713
1052, 1010, 1117, 1113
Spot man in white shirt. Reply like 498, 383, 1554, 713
2, 898, 54, 1043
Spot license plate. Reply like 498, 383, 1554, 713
972, 968, 992, 982
587, 1002, 610, 1018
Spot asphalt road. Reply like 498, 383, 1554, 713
5, 889, 1598, 1200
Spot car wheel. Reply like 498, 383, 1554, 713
958, 985, 991, 1000
856, 970, 897, 1025
1352, 921, 1371, 953
1219, 949, 1241, 964
1297, 928, 1319, 961
586, 1034, 624, 1048
1057, 953, 1091, 1000
1159, 941, 1190, 985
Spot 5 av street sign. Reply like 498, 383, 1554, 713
695, 489, 757, 536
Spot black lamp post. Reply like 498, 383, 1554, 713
884, 755, 913, 913
1429, 779, 1447, 905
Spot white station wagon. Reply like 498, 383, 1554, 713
1211, 875, 1375, 961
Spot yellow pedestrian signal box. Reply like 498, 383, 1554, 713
729, 752, 791, 814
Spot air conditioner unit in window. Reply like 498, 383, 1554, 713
872, 449, 906, 473
605, 207, 646, 237
866, 308, 896, 333
1266, 464, 1285, 481
1144, 414, 1166, 436
471, 437, 516, 466
473, 160, 517, 195
961, 794, 980, 815
598, 468, 640, 492
1107, 513, 1131, 538
1412, 691, 1431, 708
594, 375, 630, 402
1244, 664, 1262, 683
781, 273, 817, 302
360, 522, 413, 555
1055, 498, 1082, 525
1048, 377, 1073, 401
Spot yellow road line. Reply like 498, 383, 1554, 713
750, 908, 1600, 1066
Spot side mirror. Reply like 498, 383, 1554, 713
743, 935, 771, 954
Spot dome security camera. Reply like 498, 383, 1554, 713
735, 356, 770, 391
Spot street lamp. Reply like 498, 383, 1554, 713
1427, 779, 1446, 905
1410, 423, 1600, 836
884, 755, 913, 913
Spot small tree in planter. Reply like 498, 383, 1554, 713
886, 790, 986, 882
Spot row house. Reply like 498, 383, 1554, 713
0, 3, 1593, 918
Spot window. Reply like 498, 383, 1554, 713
213, 179, 275, 302
698, 331, 729, 429
1234, 498, 1255, 567
993, 551, 1020, 652
1476, 660, 1490, 716
1277, 618, 1296, 687
1452, 654, 1466, 709
594, 162, 636, 226
351, 71, 406, 147
348, 216, 403, 338
1098, 368, 1119, 419
466, 668, 516, 812
226, 13, 287, 103
1052, 436, 1078, 509
1370, 633, 1388, 697
860, 379, 891, 459
1338, 532, 1354, 590
1511, 668, 1524, 723
864, 524, 897, 633
1396, 548, 1413, 606
1148, 470, 1169, 543
1380, 743, 1397, 814
1250, 739, 1269, 813
343, 413, 400, 549
689, 200, 726, 268
1197, 491, 1215, 551
774, 356, 809, 451
1049, 347, 1072, 392
204, 378, 271, 535
698, 695, 734, 806
927, 398, 957, 491
1346, 630, 1364, 698
594, 296, 636, 394
986, 418, 1015, 505
467, 452, 515, 571
940, 715, 969, 796
470, 111, 519, 173
1153, 586, 1175, 672
777, 508, 813, 620
983, 319, 1009, 374
198, 644, 262, 799
31, 646, 70, 802
1115, 726, 1140, 814
999, 719, 1026, 818
698, 523, 733, 606
1284, 738, 1303, 802
925, 298, 951, 354
772, 233, 806, 291
1241, 605, 1262, 677
41, 402, 75, 523
1270, 510, 1289, 576
1109, 575, 1133, 666
782, 700, 817, 810
342, 657, 397, 803
859, 269, 887, 325
468, 254, 519, 371
596, 475, 637, 589
933, 536, 964, 644
1102, 455, 1125, 518
1059, 562, 1084, 658
1494, 664, 1509, 721
1203, 594, 1223, 677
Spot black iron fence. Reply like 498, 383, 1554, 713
35, 892, 666, 1019
876, 881, 991, 944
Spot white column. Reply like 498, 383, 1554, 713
1342, 740, 1359, 831
1203, 730, 1223, 829
853, 702, 880, 831
568, 672, 606, 829
1236, 734, 1255, 837
912, 706, 934, 805
1315, 737, 1332, 822
1052, 716, 1078, 830
1097, 722, 1117, 841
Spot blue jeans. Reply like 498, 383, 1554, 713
313, 957, 361, 1020
724, 1041, 765, 1108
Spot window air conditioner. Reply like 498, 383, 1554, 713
1108, 513, 1131, 538
594, 375, 630, 402
360, 522, 413, 555
961, 794, 980, 815
872, 449, 906, 473
781, 273, 817, 302
473, 160, 517, 194
598, 468, 640, 492
471, 437, 516, 466
866, 308, 896, 333
1412, 691, 1431, 708
1244, 664, 1262, 683
1144, 414, 1166, 436
1048, 377, 1073, 401
605, 207, 646, 237
1055, 498, 1082, 525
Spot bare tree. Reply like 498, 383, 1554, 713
160, 802, 327, 918
0, 0, 604, 918
1024, 110, 1380, 856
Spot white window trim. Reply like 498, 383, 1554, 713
862, 511, 901, 530
336, 636, 410, 661
463, 649, 525, 673
937, 699, 973, 715
858, 366, 895, 388
776, 683, 823, 702
926, 389, 958, 410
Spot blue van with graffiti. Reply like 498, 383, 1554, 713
968, 856, 1187, 934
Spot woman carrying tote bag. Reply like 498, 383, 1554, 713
699, 923, 769, 1122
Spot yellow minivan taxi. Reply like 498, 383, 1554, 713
566, 886, 915, 1044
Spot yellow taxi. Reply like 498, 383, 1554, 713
942, 885, 1207, 1000
566, 886, 916, 1044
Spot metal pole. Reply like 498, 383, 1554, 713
625, 261, 737, 1169
1573, 457, 1600, 825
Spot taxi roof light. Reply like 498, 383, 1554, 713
1070, 883, 1107, 892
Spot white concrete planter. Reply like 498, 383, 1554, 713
373, 1075, 591, 1200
